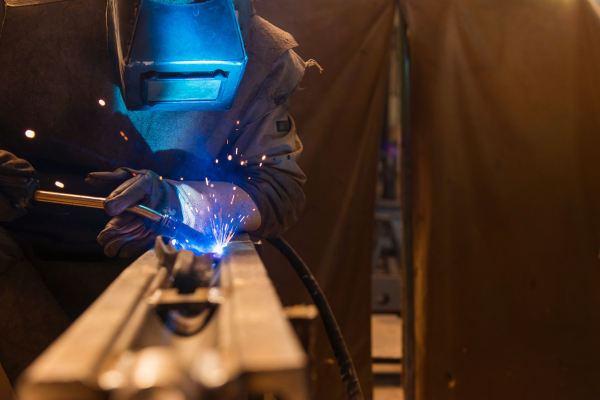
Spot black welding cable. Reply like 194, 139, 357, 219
266, 237, 365, 400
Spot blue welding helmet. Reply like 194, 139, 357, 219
107, 0, 252, 111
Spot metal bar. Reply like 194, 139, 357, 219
17, 234, 309, 400
17, 251, 164, 400
218, 237, 309, 400
34, 190, 105, 208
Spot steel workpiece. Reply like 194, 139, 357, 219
16, 234, 309, 400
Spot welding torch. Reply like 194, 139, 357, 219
32, 190, 212, 252
0, 170, 212, 253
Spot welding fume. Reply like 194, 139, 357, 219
0, 0, 309, 388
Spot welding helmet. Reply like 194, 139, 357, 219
107, 0, 252, 111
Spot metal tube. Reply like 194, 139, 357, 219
129, 204, 163, 223
34, 190, 163, 223
34, 190, 105, 208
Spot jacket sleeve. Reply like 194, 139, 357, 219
215, 49, 307, 237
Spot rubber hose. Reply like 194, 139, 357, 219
266, 237, 365, 400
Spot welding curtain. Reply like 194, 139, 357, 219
253, 0, 395, 399
398, 0, 600, 399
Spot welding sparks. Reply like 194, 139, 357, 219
262, 155, 266, 160
215, 159, 219, 163
228, 155, 232, 161
55, 181, 65, 188
205, 177, 209, 186
259, 163, 262, 167
98, 99, 106, 106
236, 148, 238, 155
210, 213, 237, 252
208, 205, 240, 254
25, 130, 35, 138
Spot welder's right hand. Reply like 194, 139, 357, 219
0, 151, 39, 222
85, 168, 182, 258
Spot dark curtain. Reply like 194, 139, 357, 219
254, 0, 395, 399
400, 0, 600, 399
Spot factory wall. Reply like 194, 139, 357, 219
399, 0, 600, 399
253, 0, 395, 399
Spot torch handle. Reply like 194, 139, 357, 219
33, 190, 163, 223
34, 190, 105, 208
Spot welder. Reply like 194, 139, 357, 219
0, 0, 308, 384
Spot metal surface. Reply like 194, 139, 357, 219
33, 190, 105, 208
16, 234, 308, 400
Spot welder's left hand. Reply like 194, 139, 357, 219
0, 151, 39, 222
85, 168, 182, 258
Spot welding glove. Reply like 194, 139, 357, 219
0, 150, 39, 222
85, 168, 182, 258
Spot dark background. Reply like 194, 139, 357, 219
253, 1, 395, 399
400, 0, 600, 399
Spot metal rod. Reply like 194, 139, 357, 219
34, 190, 105, 208
34, 190, 163, 223
128, 204, 163, 223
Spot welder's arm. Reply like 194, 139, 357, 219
216, 50, 307, 238
0, 150, 39, 222
226, 107, 306, 238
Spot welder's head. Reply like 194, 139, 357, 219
107, 0, 252, 111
